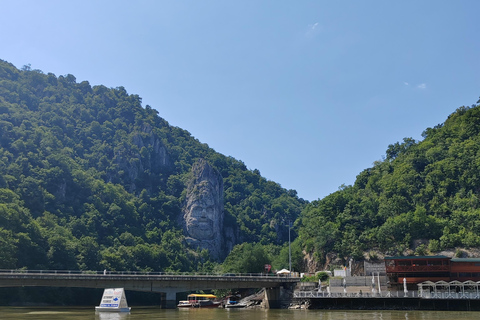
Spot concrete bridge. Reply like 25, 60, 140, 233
0, 270, 299, 308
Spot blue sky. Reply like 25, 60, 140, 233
1, 1, 479, 201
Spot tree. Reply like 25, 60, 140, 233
222, 243, 271, 273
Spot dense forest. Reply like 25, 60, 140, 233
0, 60, 305, 273
1, 58, 480, 279
295, 100, 480, 269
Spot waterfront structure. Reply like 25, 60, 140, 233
364, 260, 386, 276
417, 280, 480, 299
450, 258, 480, 281
385, 256, 480, 289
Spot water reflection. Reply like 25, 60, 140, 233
96, 311, 131, 320
1, 308, 480, 320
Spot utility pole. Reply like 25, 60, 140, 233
288, 220, 292, 272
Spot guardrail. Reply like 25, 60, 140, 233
0, 269, 300, 278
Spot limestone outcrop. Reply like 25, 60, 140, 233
110, 123, 170, 192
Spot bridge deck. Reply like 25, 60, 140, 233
0, 270, 299, 292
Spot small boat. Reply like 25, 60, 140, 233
95, 288, 131, 312
224, 295, 246, 308
177, 300, 192, 308
178, 294, 221, 308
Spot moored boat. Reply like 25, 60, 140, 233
177, 300, 192, 308
178, 294, 221, 308
224, 295, 246, 308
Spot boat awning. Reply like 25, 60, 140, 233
187, 294, 217, 299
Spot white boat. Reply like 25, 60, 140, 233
177, 300, 192, 308
95, 288, 131, 312
177, 294, 221, 308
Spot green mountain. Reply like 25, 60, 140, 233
0, 60, 305, 272
3, 58, 480, 276
295, 100, 480, 268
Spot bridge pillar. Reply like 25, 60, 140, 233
160, 290, 177, 309
264, 287, 281, 309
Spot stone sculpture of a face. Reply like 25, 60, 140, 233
182, 159, 224, 259
185, 181, 218, 240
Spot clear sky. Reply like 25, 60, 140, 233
1, 1, 479, 201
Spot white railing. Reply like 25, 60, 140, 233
418, 291, 480, 299
294, 291, 416, 298
294, 290, 480, 300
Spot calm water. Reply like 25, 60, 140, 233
1, 307, 480, 320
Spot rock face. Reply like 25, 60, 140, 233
111, 123, 170, 192
182, 159, 224, 260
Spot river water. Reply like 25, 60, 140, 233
1, 307, 480, 320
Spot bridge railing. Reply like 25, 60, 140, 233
0, 269, 300, 278
294, 290, 480, 300
294, 291, 418, 299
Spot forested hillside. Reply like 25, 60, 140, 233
3, 58, 480, 277
0, 60, 305, 272
295, 101, 480, 268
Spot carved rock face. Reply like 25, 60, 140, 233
183, 159, 224, 259
185, 187, 219, 240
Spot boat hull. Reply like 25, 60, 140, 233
192, 301, 221, 308
178, 301, 221, 308
177, 301, 193, 308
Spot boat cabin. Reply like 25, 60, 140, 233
178, 294, 220, 308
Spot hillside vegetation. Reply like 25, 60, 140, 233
295, 101, 480, 268
0, 60, 305, 272
2, 59, 480, 276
